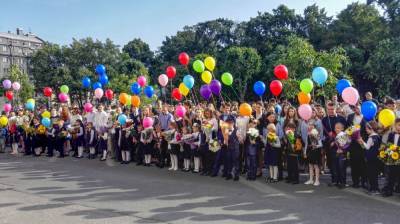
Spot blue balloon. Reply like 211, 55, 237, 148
336, 79, 352, 95
275, 104, 282, 115
92, 82, 102, 90
99, 74, 109, 86
118, 114, 127, 125
312, 67, 328, 85
183, 75, 195, 89
25, 102, 35, 111
361, 101, 377, 121
130, 82, 141, 95
95, 64, 106, 75
82, 76, 91, 88
144, 86, 154, 98
253, 81, 266, 96
41, 118, 51, 128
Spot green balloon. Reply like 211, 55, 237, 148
193, 60, 205, 73
300, 78, 314, 94
221, 72, 233, 86
60, 85, 69, 94
126, 95, 131, 106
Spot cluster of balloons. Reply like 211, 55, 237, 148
253, 65, 287, 98
81, 64, 113, 101
2, 79, 21, 102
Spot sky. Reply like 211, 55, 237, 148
0, 0, 360, 50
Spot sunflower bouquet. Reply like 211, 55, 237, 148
267, 132, 278, 144
345, 124, 361, 140
378, 143, 400, 165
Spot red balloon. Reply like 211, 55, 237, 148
5, 91, 13, 101
166, 66, 176, 79
274, 65, 288, 80
105, 89, 114, 100
270, 80, 283, 96
43, 87, 53, 97
172, 88, 182, 101
178, 52, 190, 66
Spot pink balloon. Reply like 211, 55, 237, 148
175, 105, 186, 118
3, 103, 12, 113
58, 93, 68, 103
298, 104, 312, 120
84, 102, 93, 113
12, 82, 21, 91
94, 88, 104, 99
342, 87, 359, 106
143, 117, 154, 129
158, 74, 168, 87
137, 75, 147, 87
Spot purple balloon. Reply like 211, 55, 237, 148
209, 79, 222, 95
2, 80, 11, 89
200, 85, 212, 100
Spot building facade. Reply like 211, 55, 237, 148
0, 28, 44, 79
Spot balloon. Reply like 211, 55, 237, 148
204, 56, 216, 71
253, 81, 266, 96
99, 74, 109, 86
137, 75, 147, 87
43, 87, 53, 97
118, 114, 127, 125
379, 109, 396, 128
361, 101, 377, 121
193, 60, 205, 73
275, 105, 282, 114
105, 89, 114, 100
92, 82, 102, 90
82, 76, 91, 88
297, 92, 311, 105
144, 86, 154, 98
119, 93, 129, 105
312, 67, 328, 85
0, 116, 8, 126
3, 103, 12, 113
131, 95, 141, 107
336, 79, 351, 95
84, 103, 93, 113
166, 66, 176, 79
95, 64, 106, 75
200, 85, 212, 100
94, 88, 104, 99
201, 71, 212, 84
27, 99, 35, 105
239, 103, 252, 117
221, 72, 233, 86
181, 75, 194, 89
175, 105, 187, 118
178, 52, 190, 66
172, 88, 182, 101
5, 91, 13, 101
2, 80, 11, 89
41, 111, 50, 119
300, 79, 313, 94
58, 93, 68, 102
41, 117, 51, 128
274, 65, 288, 80
342, 87, 359, 106
60, 85, 69, 93
143, 117, 154, 128
12, 82, 20, 91
298, 104, 312, 120
270, 80, 283, 96
25, 102, 34, 111
209, 79, 221, 95
158, 74, 168, 87
130, 82, 141, 95
179, 83, 190, 96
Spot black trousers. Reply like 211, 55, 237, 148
332, 154, 347, 185
350, 143, 366, 186
47, 139, 56, 156
201, 149, 215, 174
366, 159, 380, 191
158, 140, 168, 167
287, 155, 299, 182
384, 165, 400, 194
277, 147, 283, 180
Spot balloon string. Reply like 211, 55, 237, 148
229, 86, 240, 101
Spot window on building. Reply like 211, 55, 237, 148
2, 46, 6, 52
2, 57, 7, 63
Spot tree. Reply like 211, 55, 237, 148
368, 0, 400, 35
301, 4, 332, 50
122, 38, 154, 67
9, 64, 35, 103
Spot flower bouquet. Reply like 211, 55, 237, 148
285, 130, 295, 144
209, 139, 221, 153
345, 124, 361, 140
335, 132, 350, 152
37, 125, 47, 135
267, 132, 278, 144
247, 128, 259, 141
378, 143, 400, 165
202, 123, 213, 141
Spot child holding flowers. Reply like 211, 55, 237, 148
246, 119, 262, 181
284, 122, 301, 184
264, 123, 281, 183
331, 122, 350, 188
305, 121, 323, 186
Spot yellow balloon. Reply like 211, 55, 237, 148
379, 109, 396, 128
201, 71, 212, 84
27, 98, 35, 105
179, 82, 190, 96
204, 56, 216, 71
0, 116, 8, 126
42, 111, 51, 119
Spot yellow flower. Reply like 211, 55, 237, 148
354, 124, 361, 130
391, 152, 399, 160
379, 151, 386, 159
389, 144, 397, 151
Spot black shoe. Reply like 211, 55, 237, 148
225, 175, 232, 180
292, 181, 299, 185
382, 191, 393, 197
233, 176, 239, 181
285, 180, 292, 184
136, 163, 143, 166
210, 174, 217, 177
100, 158, 106, 161
352, 184, 360, 189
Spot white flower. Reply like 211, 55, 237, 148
247, 128, 259, 138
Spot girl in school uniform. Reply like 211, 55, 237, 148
75, 119, 85, 158
191, 123, 201, 173
142, 125, 154, 166
246, 119, 263, 181
181, 126, 192, 172
154, 125, 164, 168
304, 121, 323, 186
131, 124, 142, 165
33, 117, 46, 156
167, 122, 181, 171
120, 121, 133, 164
86, 122, 97, 159
264, 123, 282, 183
99, 127, 109, 161
9, 119, 19, 155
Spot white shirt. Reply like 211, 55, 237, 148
94, 111, 109, 132
353, 114, 363, 125
236, 116, 249, 142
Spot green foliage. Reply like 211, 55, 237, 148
122, 38, 154, 67
9, 64, 35, 103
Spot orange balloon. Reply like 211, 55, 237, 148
239, 103, 252, 117
119, 93, 129, 105
297, 92, 311, 105
131, 95, 141, 107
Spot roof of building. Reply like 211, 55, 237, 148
0, 32, 44, 44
